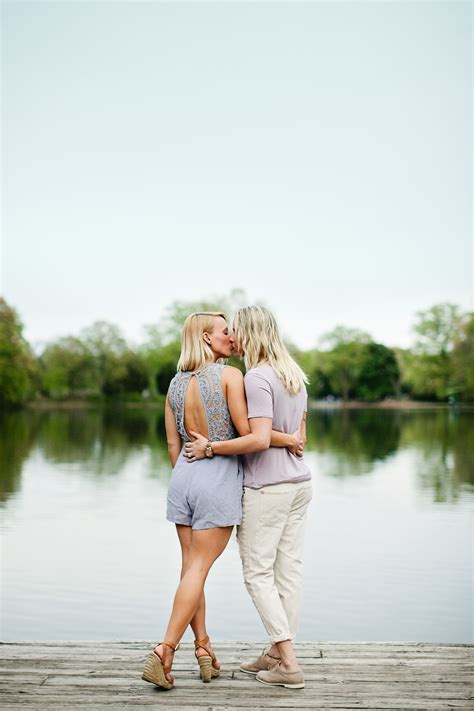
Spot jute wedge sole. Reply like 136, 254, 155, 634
194, 635, 220, 683
142, 641, 179, 690
197, 654, 219, 682
142, 651, 174, 690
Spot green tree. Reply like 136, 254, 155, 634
140, 325, 164, 398
413, 303, 462, 356
396, 348, 440, 400
308, 361, 333, 399
0, 298, 37, 409
39, 337, 95, 398
451, 312, 474, 401
102, 350, 149, 397
403, 303, 463, 400
355, 343, 400, 401
155, 341, 182, 395
318, 326, 371, 400
79, 321, 128, 394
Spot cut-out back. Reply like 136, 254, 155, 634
168, 363, 237, 442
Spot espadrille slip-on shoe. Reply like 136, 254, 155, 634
194, 635, 220, 683
256, 662, 305, 689
142, 641, 179, 689
239, 647, 280, 675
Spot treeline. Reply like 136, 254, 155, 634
0, 292, 473, 410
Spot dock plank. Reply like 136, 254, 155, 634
0, 641, 472, 709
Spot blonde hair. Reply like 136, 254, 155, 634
234, 306, 308, 394
177, 312, 227, 372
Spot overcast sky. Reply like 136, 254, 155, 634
3, 1, 472, 351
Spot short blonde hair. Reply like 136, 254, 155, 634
177, 312, 227, 372
234, 306, 308, 394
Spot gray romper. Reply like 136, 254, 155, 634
166, 363, 243, 530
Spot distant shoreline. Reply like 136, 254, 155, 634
310, 399, 474, 411
21, 397, 474, 412
25, 398, 166, 411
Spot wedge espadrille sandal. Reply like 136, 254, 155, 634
194, 635, 220, 683
142, 640, 179, 689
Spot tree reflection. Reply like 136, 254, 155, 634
399, 410, 474, 502
0, 412, 39, 503
306, 409, 401, 477
0, 407, 170, 501
37, 407, 170, 477
0, 408, 472, 505
306, 408, 473, 501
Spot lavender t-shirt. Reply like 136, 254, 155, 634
243, 364, 311, 488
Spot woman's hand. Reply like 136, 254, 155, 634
184, 430, 208, 462
287, 430, 305, 458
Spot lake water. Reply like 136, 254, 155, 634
1, 407, 472, 643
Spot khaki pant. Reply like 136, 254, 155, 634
237, 480, 312, 643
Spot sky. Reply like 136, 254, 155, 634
2, 0, 472, 352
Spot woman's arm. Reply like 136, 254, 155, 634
165, 394, 182, 468
271, 428, 304, 456
186, 417, 271, 460
271, 412, 306, 456
212, 417, 272, 454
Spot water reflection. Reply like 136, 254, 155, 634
0, 411, 39, 502
399, 410, 474, 502
308, 409, 401, 477
0, 407, 169, 503
0, 407, 472, 505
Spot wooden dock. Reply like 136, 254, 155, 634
0, 641, 472, 709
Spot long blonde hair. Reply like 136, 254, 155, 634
177, 312, 227, 372
234, 306, 308, 394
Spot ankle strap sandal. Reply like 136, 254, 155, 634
142, 640, 180, 690
194, 635, 220, 682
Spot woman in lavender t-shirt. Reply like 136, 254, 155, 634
185, 306, 312, 690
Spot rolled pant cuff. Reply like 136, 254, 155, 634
270, 633, 294, 644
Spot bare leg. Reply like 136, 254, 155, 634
176, 525, 207, 643
275, 639, 301, 673
267, 643, 281, 658
176, 525, 216, 660
155, 526, 232, 681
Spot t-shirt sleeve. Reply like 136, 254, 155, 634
244, 371, 273, 419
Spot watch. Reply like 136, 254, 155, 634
204, 442, 214, 458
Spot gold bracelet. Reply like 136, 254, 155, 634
204, 442, 214, 458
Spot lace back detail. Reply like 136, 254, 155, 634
168, 364, 237, 442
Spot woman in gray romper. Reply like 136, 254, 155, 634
142, 311, 299, 690
166, 363, 243, 531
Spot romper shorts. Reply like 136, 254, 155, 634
166, 450, 243, 530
